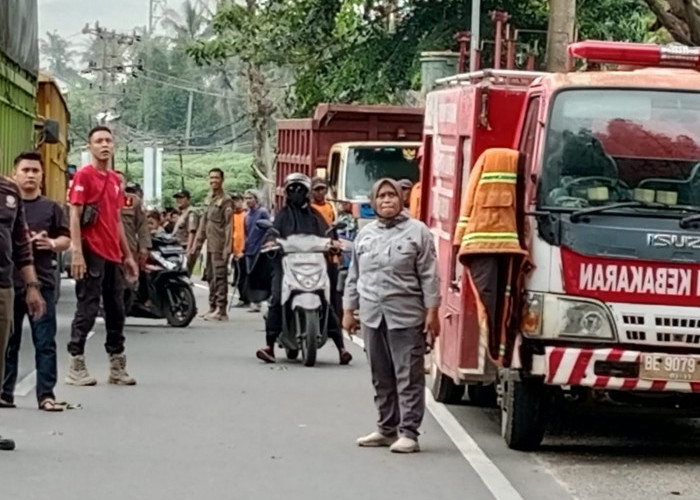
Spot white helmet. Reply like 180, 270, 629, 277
284, 173, 311, 192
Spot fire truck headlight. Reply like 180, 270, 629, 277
541, 296, 616, 340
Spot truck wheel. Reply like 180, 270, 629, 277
430, 362, 465, 404
467, 383, 497, 407
500, 373, 546, 451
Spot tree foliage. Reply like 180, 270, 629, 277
642, 0, 700, 45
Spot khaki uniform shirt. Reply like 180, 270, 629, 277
197, 192, 234, 256
121, 194, 151, 256
173, 206, 199, 248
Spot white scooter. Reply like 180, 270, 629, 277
258, 219, 347, 367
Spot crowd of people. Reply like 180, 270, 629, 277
0, 125, 441, 455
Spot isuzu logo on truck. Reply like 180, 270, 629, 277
647, 233, 700, 249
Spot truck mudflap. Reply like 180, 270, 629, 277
529, 346, 700, 393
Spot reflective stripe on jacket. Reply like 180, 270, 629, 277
454, 148, 527, 258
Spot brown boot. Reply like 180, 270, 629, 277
65, 355, 98, 386
108, 354, 137, 385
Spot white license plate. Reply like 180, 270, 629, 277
639, 354, 700, 382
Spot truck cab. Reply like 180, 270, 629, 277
323, 141, 421, 225
424, 41, 700, 450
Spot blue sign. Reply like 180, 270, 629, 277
360, 203, 375, 218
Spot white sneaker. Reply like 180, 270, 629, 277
356, 432, 398, 447
390, 437, 420, 453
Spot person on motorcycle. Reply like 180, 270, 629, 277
255, 173, 352, 366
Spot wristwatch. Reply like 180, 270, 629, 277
26, 282, 41, 290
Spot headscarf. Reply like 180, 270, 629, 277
370, 178, 410, 228
274, 183, 329, 238
245, 189, 260, 203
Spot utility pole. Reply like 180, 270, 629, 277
148, 0, 168, 36
185, 91, 194, 147
81, 22, 143, 119
546, 0, 576, 72
470, 0, 481, 72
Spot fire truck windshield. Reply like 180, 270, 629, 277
344, 146, 420, 200
540, 88, 700, 212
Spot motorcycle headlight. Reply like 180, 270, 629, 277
522, 293, 615, 340
293, 271, 323, 289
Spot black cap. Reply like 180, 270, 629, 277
173, 189, 191, 199
231, 192, 243, 200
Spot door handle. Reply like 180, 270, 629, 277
444, 312, 453, 321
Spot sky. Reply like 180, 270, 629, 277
38, 0, 153, 39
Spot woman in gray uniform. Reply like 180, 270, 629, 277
342, 178, 441, 454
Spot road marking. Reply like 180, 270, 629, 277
16, 331, 95, 398
194, 283, 209, 291
343, 331, 524, 500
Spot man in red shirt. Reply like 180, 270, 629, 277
67, 126, 138, 386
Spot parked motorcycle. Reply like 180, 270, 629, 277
258, 219, 347, 367
126, 234, 197, 328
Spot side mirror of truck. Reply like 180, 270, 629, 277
41, 119, 61, 145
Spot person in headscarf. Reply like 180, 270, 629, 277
243, 189, 271, 312
343, 178, 441, 454
255, 173, 352, 365
398, 178, 414, 208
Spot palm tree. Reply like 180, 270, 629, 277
161, 0, 212, 43
40, 31, 79, 80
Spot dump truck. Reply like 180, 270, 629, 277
274, 104, 424, 223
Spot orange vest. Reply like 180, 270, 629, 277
311, 201, 335, 226
231, 210, 246, 255
409, 182, 421, 219
454, 149, 527, 259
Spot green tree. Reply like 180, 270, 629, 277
40, 31, 79, 81
642, 0, 700, 45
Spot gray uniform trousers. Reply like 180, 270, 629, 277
363, 318, 426, 440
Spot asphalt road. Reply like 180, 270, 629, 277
2, 278, 700, 500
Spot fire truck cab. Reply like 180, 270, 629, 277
423, 41, 700, 450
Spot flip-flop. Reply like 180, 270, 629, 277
0, 398, 16, 409
39, 399, 65, 412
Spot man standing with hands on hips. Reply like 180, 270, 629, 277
66, 126, 139, 386
1, 152, 70, 413
0, 162, 46, 450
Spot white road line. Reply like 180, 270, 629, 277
194, 283, 209, 291
15, 331, 95, 398
344, 331, 524, 500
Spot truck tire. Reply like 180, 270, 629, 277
467, 383, 497, 407
430, 362, 465, 404
500, 373, 546, 451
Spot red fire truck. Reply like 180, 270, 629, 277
422, 41, 700, 450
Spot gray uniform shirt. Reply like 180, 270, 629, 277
343, 216, 441, 329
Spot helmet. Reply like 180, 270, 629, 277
284, 173, 311, 192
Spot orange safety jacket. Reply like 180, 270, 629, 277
453, 148, 527, 259
311, 201, 336, 226
231, 210, 246, 256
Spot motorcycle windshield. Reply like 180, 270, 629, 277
278, 234, 330, 253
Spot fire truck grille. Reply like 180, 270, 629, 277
620, 313, 700, 347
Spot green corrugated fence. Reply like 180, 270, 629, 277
0, 52, 36, 176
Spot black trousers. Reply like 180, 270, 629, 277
68, 246, 126, 356
235, 257, 249, 304
265, 259, 344, 350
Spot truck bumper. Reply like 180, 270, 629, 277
532, 347, 700, 393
